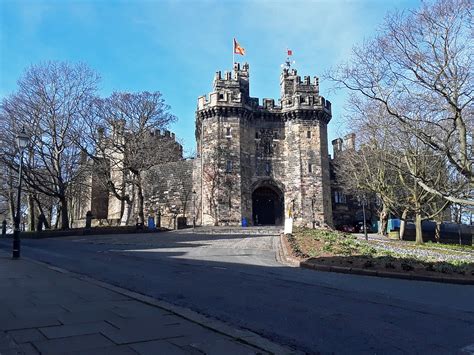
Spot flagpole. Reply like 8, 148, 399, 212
232, 38, 235, 68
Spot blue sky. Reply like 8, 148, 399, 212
0, 0, 419, 156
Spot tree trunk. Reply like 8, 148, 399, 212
59, 196, 69, 230
47, 203, 53, 229
435, 221, 441, 243
415, 212, 423, 245
120, 201, 132, 226
35, 198, 50, 229
68, 198, 74, 228
379, 205, 389, 236
8, 190, 15, 225
136, 180, 145, 225
399, 209, 408, 240
54, 207, 61, 229
28, 193, 35, 231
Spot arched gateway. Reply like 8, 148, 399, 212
252, 183, 284, 226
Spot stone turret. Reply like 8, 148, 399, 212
279, 68, 330, 114
198, 62, 257, 111
343, 133, 356, 150
332, 138, 343, 159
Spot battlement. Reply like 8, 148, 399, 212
148, 129, 181, 149
197, 63, 331, 119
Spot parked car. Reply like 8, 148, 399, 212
355, 221, 373, 233
338, 225, 355, 233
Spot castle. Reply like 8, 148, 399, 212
74, 62, 341, 229
194, 62, 333, 227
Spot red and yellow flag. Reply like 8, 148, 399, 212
234, 38, 245, 56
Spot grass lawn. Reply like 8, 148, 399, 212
288, 228, 474, 280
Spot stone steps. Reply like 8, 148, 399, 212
178, 226, 283, 236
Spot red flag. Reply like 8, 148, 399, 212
234, 38, 245, 56
287, 49, 293, 56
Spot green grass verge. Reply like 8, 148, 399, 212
291, 227, 473, 276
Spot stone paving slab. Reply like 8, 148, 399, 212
0, 315, 62, 332
6, 329, 46, 343
38, 321, 117, 339
1, 342, 40, 355
32, 333, 115, 354
56, 309, 123, 325
0, 253, 291, 354
70, 344, 137, 355
130, 339, 190, 355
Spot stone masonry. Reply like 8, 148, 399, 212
75, 62, 334, 229
144, 159, 194, 229
194, 63, 333, 227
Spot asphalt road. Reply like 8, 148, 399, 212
1, 231, 473, 354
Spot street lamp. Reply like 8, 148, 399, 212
311, 193, 316, 229
192, 190, 197, 229
13, 127, 29, 259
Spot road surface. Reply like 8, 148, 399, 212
1, 231, 473, 354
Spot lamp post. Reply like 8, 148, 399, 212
13, 127, 29, 259
311, 193, 316, 229
192, 190, 197, 229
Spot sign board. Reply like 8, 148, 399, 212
284, 217, 293, 235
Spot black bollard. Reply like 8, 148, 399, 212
85, 211, 92, 229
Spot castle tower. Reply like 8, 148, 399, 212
195, 63, 333, 227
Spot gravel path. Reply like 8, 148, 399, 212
355, 234, 474, 263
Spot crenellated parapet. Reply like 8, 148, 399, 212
279, 68, 331, 115
147, 128, 183, 157
196, 63, 331, 124
197, 62, 255, 111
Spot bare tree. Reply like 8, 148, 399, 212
336, 98, 451, 243
328, 0, 473, 206
81, 92, 177, 225
0, 164, 16, 225
334, 100, 402, 235
201, 146, 239, 226
0, 61, 100, 229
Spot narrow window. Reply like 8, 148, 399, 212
255, 131, 260, 139
334, 191, 346, 204
307, 130, 311, 138
308, 163, 313, 173
265, 162, 271, 175
219, 93, 224, 100
226, 160, 232, 173
273, 131, 278, 139
225, 127, 231, 137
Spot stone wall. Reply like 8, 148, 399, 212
143, 159, 194, 229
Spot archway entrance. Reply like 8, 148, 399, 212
252, 186, 284, 226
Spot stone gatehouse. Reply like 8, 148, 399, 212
193, 63, 333, 227
74, 62, 334, 229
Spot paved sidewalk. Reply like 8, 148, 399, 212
0, 253, 277, 355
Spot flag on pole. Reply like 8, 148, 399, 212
287, 49, 293, 56
234, 38, 245, 55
